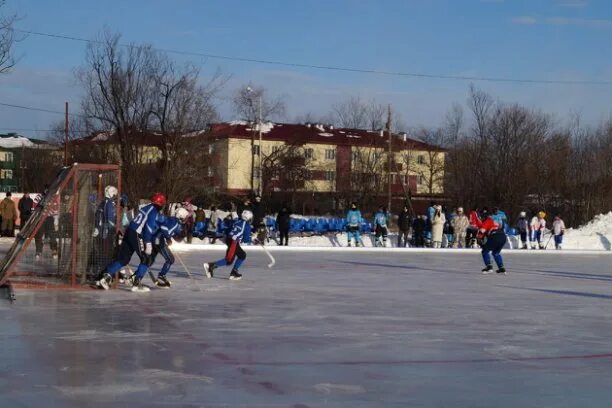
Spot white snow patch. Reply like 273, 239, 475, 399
562, 212, 612, 251
0, 135, 36, 148
229, 120, 249, 126
346, 134, 361, 139
318, 132, 334, 137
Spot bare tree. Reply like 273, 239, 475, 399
332, 96, 386, 130
0, 0, 17, 74
260, 143, 312, 209
413, 128, 447, 195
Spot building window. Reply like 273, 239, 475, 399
5, 152, 13, 163
304, 170, 312, 180
272, 145, 281, 154
271, 170, 280, 180
352, 151, 361, 162
304, 148, 314, 159
207, 167, 213, 177
325, 171, 336, 181
253, 145, 260, 155
1, 169, 12, 179
254, 168, 261, 179
208, 144, 214, 155
417, 155, 425, 165
324, 149, 336, 160
418, 175, 425, 185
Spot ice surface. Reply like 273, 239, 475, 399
1, 246, 612, 407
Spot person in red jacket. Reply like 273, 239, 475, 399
466, 208, 481, 248
475, 214, 507, 275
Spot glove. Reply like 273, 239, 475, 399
145, 242, 153, 255
166, 238, 173, 246
92, 228, 99, 238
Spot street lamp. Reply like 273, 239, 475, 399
247, 87, 263, 196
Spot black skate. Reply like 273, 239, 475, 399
156, 275, 171, 288
496, 267, 507, 275
204, 262, 216, 278
131, 277, 150, 293
229, 269, 242, 281
95, 273, 112, 290
481, 265, 494, 275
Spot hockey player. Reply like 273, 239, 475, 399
530, 211, 546, 250
373, 205, 390, 247
475, 214, 507, 275
95, 192, 167, 291
552, 215, 566, 250
93, 186, 119, 267
203, 209, 253, 281
516, 211, 529, 249
346, 202, 363, 247
147, 208, 189, 287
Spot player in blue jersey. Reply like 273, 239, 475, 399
203, 210, 253, 281
146, 208, 188, 288
95, 192, 167, 291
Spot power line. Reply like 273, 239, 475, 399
17, 28, 612, 86
0, 102, 87, 117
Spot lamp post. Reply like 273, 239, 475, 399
247, 86, 263, 196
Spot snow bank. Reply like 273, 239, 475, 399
0, 136, 36, 148
562, 212, 612, 251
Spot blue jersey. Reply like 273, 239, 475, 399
154, 217, 183, 246
346, 209, 362, 226
229, 218, 251, 243
129, 203, 162, 243
491, 211, 508, 229
373, 211, 389, 227
95, 198, 117, 238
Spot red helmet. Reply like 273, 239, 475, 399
151, 192, 167, 207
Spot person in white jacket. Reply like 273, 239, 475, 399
552, 216, 566, 250
431, 205, 446, 248
530, 211, 546, 249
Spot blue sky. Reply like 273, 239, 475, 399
0, 0, 611, 137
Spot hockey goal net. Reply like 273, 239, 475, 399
0, 163, 122, 289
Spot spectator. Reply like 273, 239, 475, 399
18, 192, 34, 230
207, 205, 220, 244
276, 205, 291, 246
412, 215, 426, 247
443, 206, 454, 247
552, 215, 566, 250
516, 211, 529, 249
431, 205, 446, 248
467, 208, 481, 248
426, 201, 436, 243
251, 195, 267, 244
397, 205, 412, 247
181, 197, 195, 244
451, 207, 470, 248
0, 192, 17, 237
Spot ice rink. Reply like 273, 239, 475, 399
1, 246, 612, 407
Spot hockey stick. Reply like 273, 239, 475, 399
260, 243, 275, 268
544, 232, 554, 250
174, 251, 202, 292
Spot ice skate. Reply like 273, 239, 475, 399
204, 262, 216, 278
95, 273, 112, 290
229, 269, 242, 281
481, 265, 494, 274
496, 267, 506, 275
35, 253, 41, 261
156, 275, 171, 288
131, 277, 150, 293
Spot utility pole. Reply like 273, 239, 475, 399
386, 105, 392, 212
64, 101, 69, 167
258, 95, 263, 196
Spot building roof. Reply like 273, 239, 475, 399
0, 133, 51, 149
70, 130, 164, 147
209, 122, 445, 151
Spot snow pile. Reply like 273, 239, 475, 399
0, 135, 36, 148
562, 212, 612, 251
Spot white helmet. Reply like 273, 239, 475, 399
104, 186, 118, 199
175, 207, 189, 223
520, 211, 526, 217
241, 209, 253, 222
457, 207, 464, 213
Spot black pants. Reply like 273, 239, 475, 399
35, 217, 58, 255
519, 230, 528, 247
112, 229, 147, 269
398, 229, 410, 247
279, 227, 289, 245
413, 231, 424, 247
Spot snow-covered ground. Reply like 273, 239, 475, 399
179, 212, 612, 252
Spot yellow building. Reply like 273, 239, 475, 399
208, 122, 445, 201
